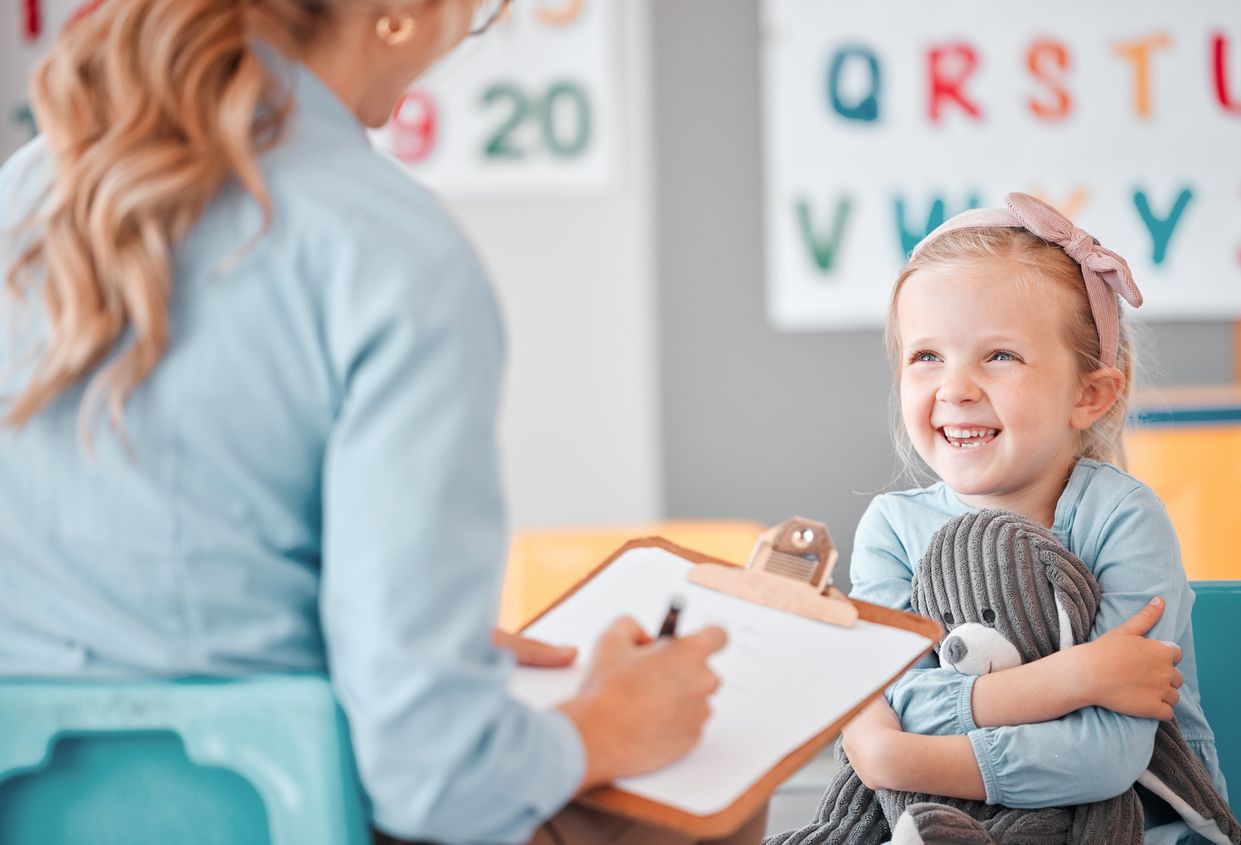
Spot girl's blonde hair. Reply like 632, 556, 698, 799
883, 227, 1135, 482
5, 0, 338, 433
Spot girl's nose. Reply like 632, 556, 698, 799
936, 367, 982, 404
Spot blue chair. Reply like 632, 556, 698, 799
1191, 580, 1241, 813
0, 674, 370, 845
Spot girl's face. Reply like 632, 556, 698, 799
896, 261, 1095, 523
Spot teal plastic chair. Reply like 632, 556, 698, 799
0, 674, 370, 845
1192, 580, 1241, 813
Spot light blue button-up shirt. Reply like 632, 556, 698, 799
850, 459, 1226, 844
0, 54, 583, 844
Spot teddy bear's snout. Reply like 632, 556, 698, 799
943, 634, 969, 665
939, 622, 1023, 675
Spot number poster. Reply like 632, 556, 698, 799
370, 0, 621, 199
762, 0, 1241, 330
2, 1, 621, 199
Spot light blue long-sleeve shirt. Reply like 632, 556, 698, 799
0, 55, 583, 844
850, 459, 1226, 843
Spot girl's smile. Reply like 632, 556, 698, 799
939, 426, 1000, 449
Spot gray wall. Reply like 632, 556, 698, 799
650, 0, 1234, 589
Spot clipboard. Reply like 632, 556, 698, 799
513, 518, 941, 839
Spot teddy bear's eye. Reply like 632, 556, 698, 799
942, 612, 954, 626
982, 609, 996, 625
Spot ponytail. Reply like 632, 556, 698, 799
6, 0, 327, 434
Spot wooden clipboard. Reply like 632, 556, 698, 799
519, 530, 941, 839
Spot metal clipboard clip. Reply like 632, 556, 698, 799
688, 516, 858, 627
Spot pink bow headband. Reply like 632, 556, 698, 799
911, 192, 1143, 368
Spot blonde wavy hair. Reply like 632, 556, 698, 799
5, 0, 341, 434
884, 227, 1136, 484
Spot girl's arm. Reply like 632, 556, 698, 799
854, 483, 1190, 806
849, 598, 1181, 800
844, 697, 985, 800
888, 600, 1180, 737
969, 597, 1182, 727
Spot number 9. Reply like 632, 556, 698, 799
388, 90, 438, 164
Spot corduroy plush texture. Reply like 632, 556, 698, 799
763, 510, 1240, 845
910, 511, 1099, 666
1142, 718, 1241, 844
897, 802, 1071, 845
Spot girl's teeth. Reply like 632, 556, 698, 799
941, 427, 999, 447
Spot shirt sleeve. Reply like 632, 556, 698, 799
848, 497, 917, 613
849, 499, 976, 720
966, 486, 1188, 807
315, 210, 583, 844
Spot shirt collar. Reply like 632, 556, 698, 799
936, 457, 1091, 544
254, 40, 369, 142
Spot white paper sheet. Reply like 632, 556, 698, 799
508, 546, 933, 816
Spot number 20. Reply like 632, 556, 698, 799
482, 82, 592, 160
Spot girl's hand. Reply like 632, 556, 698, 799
492, 628, 578, 667
557, 616, 727, 789
1072, 597, 1183, 720
841, 696, 903, 790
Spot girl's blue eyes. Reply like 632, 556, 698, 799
908, 350, 1020, 364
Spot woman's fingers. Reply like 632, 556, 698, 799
604, 615, 652, 647
678, 624, 728, 656
492, 628, 578, 667
564, 619, 730, 786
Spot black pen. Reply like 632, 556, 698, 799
658, 596, 684, 638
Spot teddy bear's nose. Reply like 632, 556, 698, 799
943, 635, 968, 666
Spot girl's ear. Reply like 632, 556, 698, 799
1070, 366, 1125, 431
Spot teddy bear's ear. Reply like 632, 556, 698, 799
1040, 544, 1100, 650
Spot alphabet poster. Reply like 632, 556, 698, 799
2, 1, 621, 199
761, 0, 1241, 329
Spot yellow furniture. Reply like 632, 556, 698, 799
498, 520, 765, 630
1126, 387, 1241, 581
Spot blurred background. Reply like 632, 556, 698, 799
6, 0, 1238, 565
5, 0, 1240, 832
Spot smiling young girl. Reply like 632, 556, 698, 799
816, 194, 1225, 843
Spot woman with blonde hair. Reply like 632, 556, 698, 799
0, 2, 762, 843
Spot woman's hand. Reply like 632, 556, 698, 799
557, 616, 727, 790
491, 628, 578, 668
841, 696, 903, 790
1071, 597, 1183, 720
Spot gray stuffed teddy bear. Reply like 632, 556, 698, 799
765, 509, 1240, 845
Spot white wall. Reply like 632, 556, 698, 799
1, 3, 58, 156
0, 1, 663, 531
451, 0, 662, 529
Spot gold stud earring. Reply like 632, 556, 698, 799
376, 15, 416, 45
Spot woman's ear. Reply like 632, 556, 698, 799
1070, 366, 1125, 431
